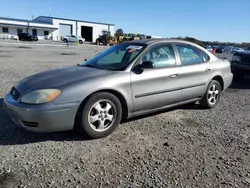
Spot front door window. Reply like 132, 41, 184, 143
141, 44, 177, 68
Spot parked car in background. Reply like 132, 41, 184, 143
223, 46, 244, 54
215, 46, 224, 53
205, 46, 214, 53
234, 47, 245, 52
244, 47, 250, 51
231, 51, 250, 81
17, 33, 38, 41
223, 46, 235, 53
63, 35, 85, 44
4, 39, 233, 139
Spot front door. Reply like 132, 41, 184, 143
69, 35, 77, 42
131, 43, 182, 112
173, 43, 212, 101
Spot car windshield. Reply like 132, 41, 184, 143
81, 43, 146, 71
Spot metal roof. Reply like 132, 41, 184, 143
0, 16, 54, 25
0, 16, 28, 22
34, 16, 115, 26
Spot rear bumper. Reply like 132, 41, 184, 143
223, 73, 233, 90
3, 93, 79, 133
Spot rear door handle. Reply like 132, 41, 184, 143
170, 73, 179, 78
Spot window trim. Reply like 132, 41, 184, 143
17, 28, 23, 34
172, 42, 210, 67
44, 30, 49, 36
135, 42, 180, 69
2, 27, 9, 33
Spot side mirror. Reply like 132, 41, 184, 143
141, 61, 155, 69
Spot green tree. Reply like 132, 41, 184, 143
115, 29, 124, 37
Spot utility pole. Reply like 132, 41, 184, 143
49, 6, 52, 17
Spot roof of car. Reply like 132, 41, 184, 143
234, 51, 250, 55
124, 38, 203, 47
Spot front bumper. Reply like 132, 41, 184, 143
3, 93, 79, 133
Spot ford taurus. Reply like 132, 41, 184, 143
4, 39, 233, 138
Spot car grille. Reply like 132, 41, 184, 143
10, 87, 21, 101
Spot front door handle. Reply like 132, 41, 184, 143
205, 68, 211, 72
170, 73, 179, 78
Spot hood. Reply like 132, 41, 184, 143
15, 65, 111, 95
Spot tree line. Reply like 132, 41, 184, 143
114, 29, 250, 47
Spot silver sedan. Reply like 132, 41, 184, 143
4, 39, 233, 138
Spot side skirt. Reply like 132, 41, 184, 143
127, 98, 201, 119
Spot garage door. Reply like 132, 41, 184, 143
59, 24, 72, 38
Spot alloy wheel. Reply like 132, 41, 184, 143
88, 100, 114, 132
207, 84, 219, 105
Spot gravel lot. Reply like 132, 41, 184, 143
0, 43, 250, 188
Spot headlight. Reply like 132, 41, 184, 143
21, 89, 61, 104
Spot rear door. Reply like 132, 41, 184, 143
173, 43, 212, 101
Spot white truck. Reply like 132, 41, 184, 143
62, 35, 85, 44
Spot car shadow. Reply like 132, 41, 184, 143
0, 98, 89, 146
229, 76, 250, 90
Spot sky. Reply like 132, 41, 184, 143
1, 0, 250, 43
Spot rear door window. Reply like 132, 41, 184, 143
175, 43, 209, 65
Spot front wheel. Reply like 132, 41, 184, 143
200, 80, 221, 109
75, 92, 122, 139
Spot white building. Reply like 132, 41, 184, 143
0, 16, 115, 42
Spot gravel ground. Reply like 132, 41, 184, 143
0, 44, 250, 188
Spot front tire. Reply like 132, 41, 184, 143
200, 80, 221, 109
76, 92, 122, 139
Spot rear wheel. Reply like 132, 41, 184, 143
75, 92, 122, 139
79, 40, 83, 44
200, 80, 221, 109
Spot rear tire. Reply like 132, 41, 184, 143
200, 80, 221, 109
79, 40, 83, 44
75, 92, 122, 139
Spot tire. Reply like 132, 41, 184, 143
200, 80, 221, 109
79, 40, 83, 44
75, 92, 122, 139
63, 39, 68, 43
